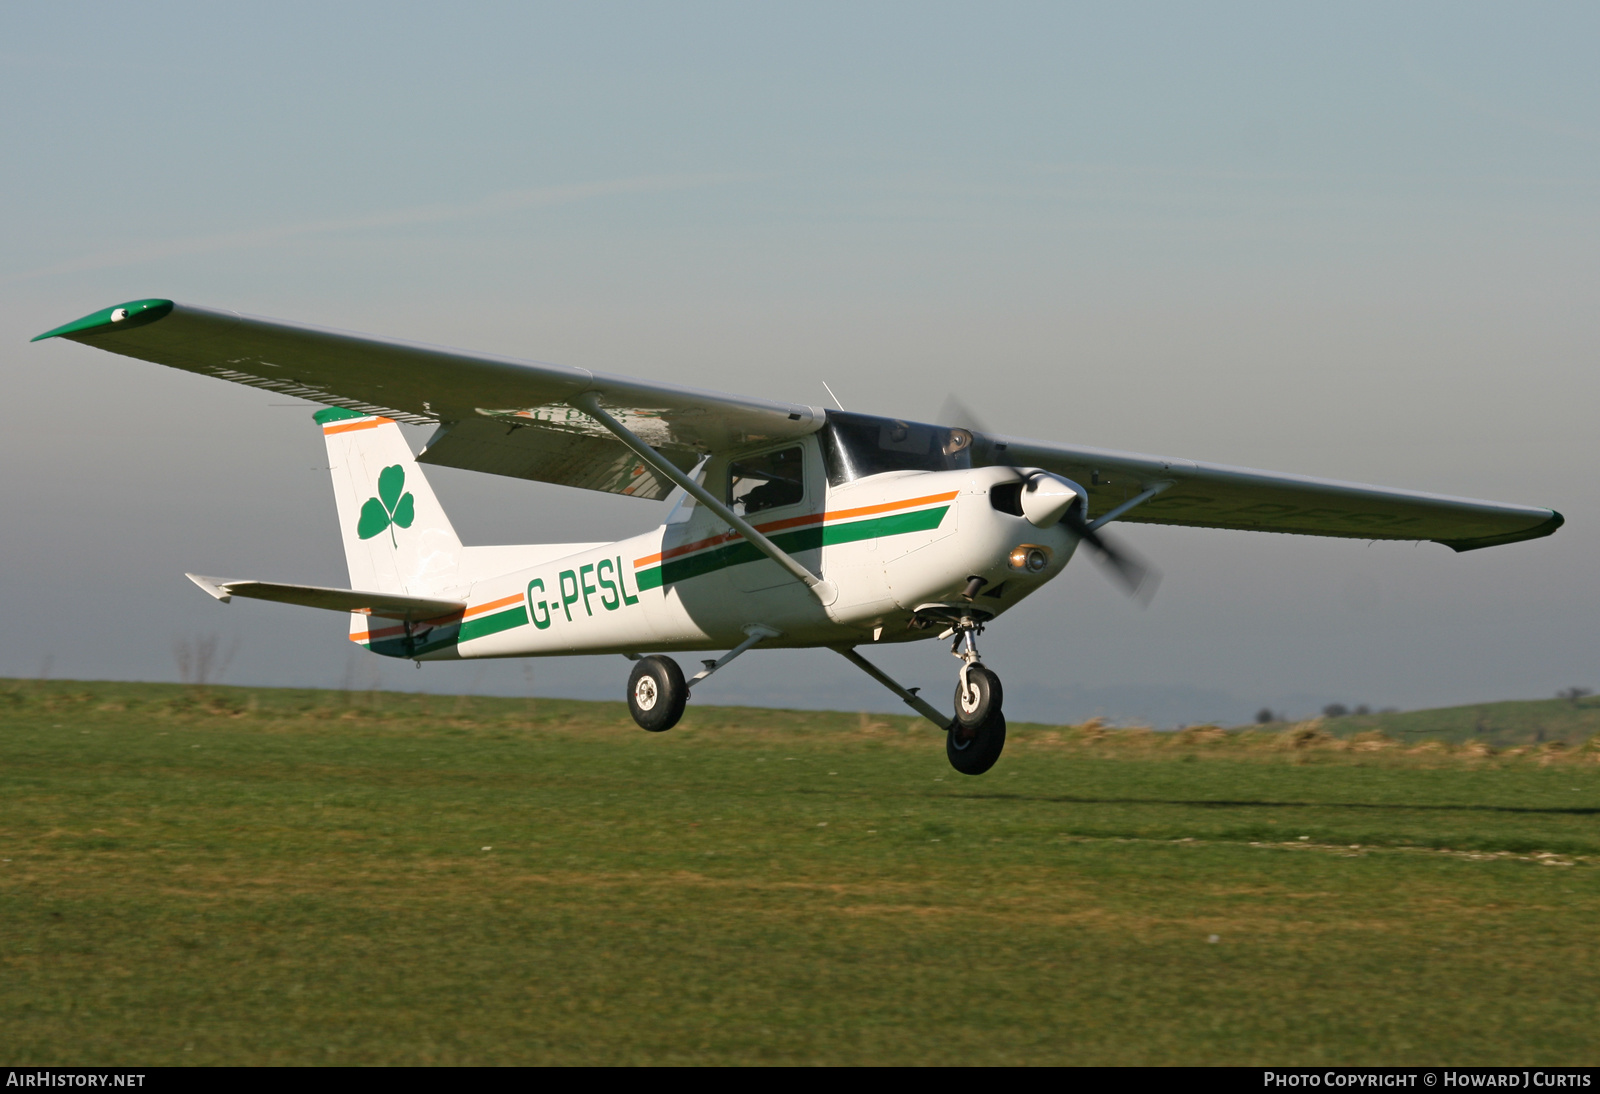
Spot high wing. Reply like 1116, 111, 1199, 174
987, 435, 1561, 552
33, 299, 823, 501
36, 299, 1561, 550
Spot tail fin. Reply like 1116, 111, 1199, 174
316, 407, 463, 596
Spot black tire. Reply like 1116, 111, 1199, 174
946, 709, 1006, 776
953, 665, 1003, 728
627, 656, 687, 732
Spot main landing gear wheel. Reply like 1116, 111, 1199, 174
627, 655, 687, 733
954, 665, 1003, 728
946, 709, 1006, 776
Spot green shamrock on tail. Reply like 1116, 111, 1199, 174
357, 465, 415, 547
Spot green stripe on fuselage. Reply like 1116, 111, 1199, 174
636, 505, 949, 592
458, 605, 529, 643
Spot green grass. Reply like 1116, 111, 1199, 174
2, 679, 1597, 1065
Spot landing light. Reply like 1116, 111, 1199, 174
1008, 545, 1050, 573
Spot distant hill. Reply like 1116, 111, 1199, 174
1258, 696, 1600, 748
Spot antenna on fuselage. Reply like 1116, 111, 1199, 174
821, 381, 846, 411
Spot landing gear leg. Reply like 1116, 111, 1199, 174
832, 646, 953, 729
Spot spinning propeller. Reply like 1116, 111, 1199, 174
938, 396, 1160, 605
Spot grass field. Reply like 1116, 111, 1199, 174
3, 679, 1597, 1065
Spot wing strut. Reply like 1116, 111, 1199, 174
1088, 481, 1173, 531
571, 393, 838, 605
833, 646, 952, 730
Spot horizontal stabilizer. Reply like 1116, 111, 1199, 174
185, 574, 465, 621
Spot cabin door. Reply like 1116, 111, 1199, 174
726, 437, 823, 593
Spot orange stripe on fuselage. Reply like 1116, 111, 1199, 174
322, 416, 393, 435
632, 490, 959, 568
463, 594, 521, 619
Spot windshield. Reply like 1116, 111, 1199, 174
819, 410, 973, 487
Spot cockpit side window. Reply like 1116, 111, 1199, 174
818, 410, 973, 486
728, 445, 806, 517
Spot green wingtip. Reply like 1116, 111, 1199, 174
312, 406, 369, 425
32, 299, 174, 342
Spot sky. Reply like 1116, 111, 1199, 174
4, 2, 1598, 725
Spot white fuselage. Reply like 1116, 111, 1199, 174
356, 459, 1077, 661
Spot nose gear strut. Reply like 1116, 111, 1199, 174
950, 617, 1003, 730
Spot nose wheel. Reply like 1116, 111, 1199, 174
947, 618, 1005, 774
955, 665, 1003, 727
